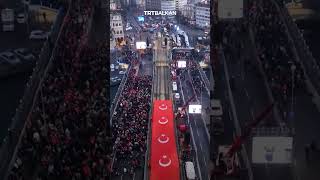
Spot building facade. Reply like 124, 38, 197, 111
110, 13, 125, 49
146, 0, 161, 10
161, 0, 176, 18
195, 2, 210, 28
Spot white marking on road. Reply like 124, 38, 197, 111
245, 88, 249, 99
121, 175, 123, 180
132, 173, 135, 180
250, 109, 254, 121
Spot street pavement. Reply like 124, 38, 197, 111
179, 69, 210, 180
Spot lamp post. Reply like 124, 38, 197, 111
290, 64, 296, 120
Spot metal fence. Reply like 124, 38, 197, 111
0, 6, 67, 179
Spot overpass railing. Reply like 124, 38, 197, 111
0, 6, 67, 179
144, 62, 155, 180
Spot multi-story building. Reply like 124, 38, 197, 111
146, 0, 161, 10
181, 4, 196, 24
110, 13, 125, 49
176, 0, 188, 11
135, 0, 146, 10
195, 2, 210, 28
161, 0, 176, 18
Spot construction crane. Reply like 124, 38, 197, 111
213, 103, 274, 177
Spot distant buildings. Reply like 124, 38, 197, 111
195, 2, 210, 28
110, 13, 125, 49
161, 0, 176, 18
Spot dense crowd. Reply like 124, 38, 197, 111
248, 0, 305, 118
111, 73, 152, 176
8, 1, 113, 180
189, 60, 206, 97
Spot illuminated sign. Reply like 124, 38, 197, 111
177, 61, 186, 68
138, 16, 144, 22
136, 42, 147, 49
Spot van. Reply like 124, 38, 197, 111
172, 82, 177, 91
185, 161, 196, 180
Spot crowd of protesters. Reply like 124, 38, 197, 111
248, 0, 306, 118
111, 72, 152, 176
189, 60, 206, 96
7, 1, 114, 180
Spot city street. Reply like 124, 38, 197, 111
179, 70, 210, 180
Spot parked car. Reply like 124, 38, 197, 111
29, 30, 49, 40
119, 70, 126, 75
13, 48, 35, 62
16, 13, 26, 24
0, 51, 21, 65
211, 116, 224, 136
211, 99, 223, 116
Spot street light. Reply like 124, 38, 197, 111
290, 64, 296, 120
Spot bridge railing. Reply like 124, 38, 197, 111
0, 6, 67, 179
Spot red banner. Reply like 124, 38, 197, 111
150, 100, 180, 180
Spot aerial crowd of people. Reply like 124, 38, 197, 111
111, 71, 152, 176
8, 1, 114, 180
248, 0, 305, 119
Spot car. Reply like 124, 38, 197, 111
0, 51, 21, 65
13, 48, 35, 62
16, 13, 26, 24
174, 93, 180, 99
211, 99, 223, 116
126, 26, 133, 31
115, 65, 119, 70
119, 70, 126, 75
29, 30, 49, 40
172, 81, 177, 91
211, 117, 224, 135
